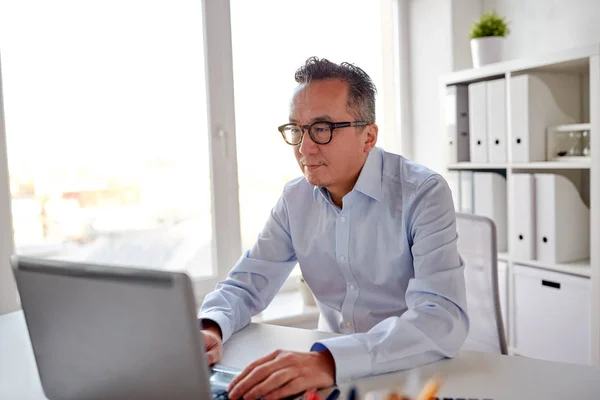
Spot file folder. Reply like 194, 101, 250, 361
446, 171, 461, 211
446, 85, 470, 163
487, 78, 507, 163
510, 73, 581, 162
468, 81, 488, 162
473, 172, 507, 251
459, 171, 474, 213
511, 174, 536, 260
535, 173, 590, 263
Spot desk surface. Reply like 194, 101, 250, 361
2, 311, 600, 400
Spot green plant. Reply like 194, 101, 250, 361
470, 11, 510, 39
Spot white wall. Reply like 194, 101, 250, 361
408, 0, 453, 173
483, 0, 600, 60
0, 57, 18, 315
408, 0, 482, 173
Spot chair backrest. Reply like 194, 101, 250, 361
456, 213, 508, 355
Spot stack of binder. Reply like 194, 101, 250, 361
468, 78, 507, 163
512, 173, 589, 263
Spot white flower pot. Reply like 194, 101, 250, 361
470, 36, 504, 68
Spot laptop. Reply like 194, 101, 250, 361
11, 255, 240, 400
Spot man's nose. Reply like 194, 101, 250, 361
298, 129, 319, 155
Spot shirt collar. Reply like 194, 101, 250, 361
352, 147, 383, 202
312, 147, 383, 203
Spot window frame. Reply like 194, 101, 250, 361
0, 0, 402, 312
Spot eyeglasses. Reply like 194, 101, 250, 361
277, 121, 370, 145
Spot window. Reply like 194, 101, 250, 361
0, 0, 400, 309
0, 0, 240, 302
230, 0, 387, 285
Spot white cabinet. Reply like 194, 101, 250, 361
513, 265, 591, 365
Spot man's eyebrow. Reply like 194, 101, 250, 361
288, 115, 334, 124
312, 115, 334, 122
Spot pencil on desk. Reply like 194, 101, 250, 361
415, 377, 441, 400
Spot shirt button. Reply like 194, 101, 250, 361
346, 321, 352, 327
349, 285, 355, 291
339, 255, 345, 262
340, 216, 346, 222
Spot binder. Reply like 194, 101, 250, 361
511, 174, 536, 260
459, 171, 474, 213
535, 173, 590, 263
446, 171, 461, 212
510, 73, 581, 162
468, 81, 488, 162
487, 78, 507, 163
473, 172, 507, 251
446, 85, 470, 163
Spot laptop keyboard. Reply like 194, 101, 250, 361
212, 388, 230, 400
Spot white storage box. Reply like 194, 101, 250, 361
513, 265, 591, 365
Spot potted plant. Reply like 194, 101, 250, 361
470, 10, 510, 68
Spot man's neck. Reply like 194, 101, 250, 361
327, 180, 357, 209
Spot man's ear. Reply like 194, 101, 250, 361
363, 124, 378, 152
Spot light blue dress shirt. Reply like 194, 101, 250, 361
199, 147, 469, 383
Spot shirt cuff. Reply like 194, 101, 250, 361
310, 335, 372, 383
197, 312, 233, 343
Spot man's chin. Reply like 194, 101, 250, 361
303, 174, 328, 187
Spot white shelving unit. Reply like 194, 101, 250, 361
441, 44, 600, 366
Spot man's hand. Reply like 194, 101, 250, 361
227, 349, 336, 400
201, 322, 223, 365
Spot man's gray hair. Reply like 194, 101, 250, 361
294, 57, 377, 124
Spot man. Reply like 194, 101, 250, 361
198, 57, 469, 400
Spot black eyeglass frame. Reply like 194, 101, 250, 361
277, 121, 371, 145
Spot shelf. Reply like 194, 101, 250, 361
512, 258, 591, 278
448, 161, 591, 171
551, 123, 591, 132
511, 161, 591, 170
498, 252, 510, 261
441, 43, 598, 85
448, 163, 507, 170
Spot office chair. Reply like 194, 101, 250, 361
456, 212, 508, 355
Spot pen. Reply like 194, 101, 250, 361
415, 377, 441, 400
306, 389, 320, 400
347, 386, 357, 400
326, 388, 341, 400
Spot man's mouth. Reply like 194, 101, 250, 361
304, 164, 323, 171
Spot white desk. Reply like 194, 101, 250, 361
2, 311, 600, 400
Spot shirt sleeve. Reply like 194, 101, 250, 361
311, 175, 469, 383
198, 193, 297, 343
